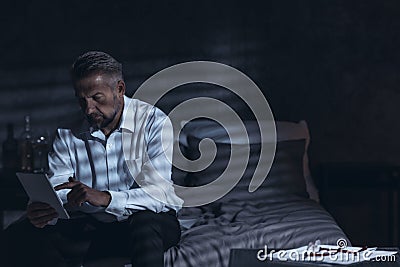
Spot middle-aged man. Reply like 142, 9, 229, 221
3, 51, 183, 267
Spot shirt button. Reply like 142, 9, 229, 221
106, 143, 113, 150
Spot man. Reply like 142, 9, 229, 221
3, 51, 183, 267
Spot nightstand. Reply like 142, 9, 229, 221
316, 162, 399, 247
0, 170, 28, 230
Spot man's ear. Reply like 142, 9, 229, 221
117, 80, 126, 96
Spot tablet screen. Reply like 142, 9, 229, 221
16, 172, 70, 219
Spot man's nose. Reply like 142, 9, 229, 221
85, 99, 96, 115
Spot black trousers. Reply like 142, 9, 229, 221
2, 210, 181, 267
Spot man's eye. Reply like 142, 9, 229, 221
93, 95, 103, 101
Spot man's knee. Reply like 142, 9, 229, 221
3, 219, 36, 248
128, 211, 163, 237
127, 210, 180, 251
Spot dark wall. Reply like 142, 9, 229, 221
1, 0, 400, 169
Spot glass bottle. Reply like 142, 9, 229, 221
2, 123, 18, 173
33, 132, 49, 173
18, 115, 34, 172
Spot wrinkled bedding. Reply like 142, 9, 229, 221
166, 198, 349, 267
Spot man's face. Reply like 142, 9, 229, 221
74, 74, 125, 129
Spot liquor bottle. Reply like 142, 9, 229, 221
2, 123, 19, 173
18, 115, 34, 172
33, 132, 49, 173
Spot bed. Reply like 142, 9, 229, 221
86, 119, 350, 267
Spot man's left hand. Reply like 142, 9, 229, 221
54, 177, 111, 207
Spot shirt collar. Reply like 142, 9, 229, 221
119, 95, 135, 133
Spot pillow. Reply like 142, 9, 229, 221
178, 119, 310, 204
276, 120, 319, 202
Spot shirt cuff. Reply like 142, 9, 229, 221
56, 189, 70, 204
105, 190, 128, 217
47, 217, 58, 226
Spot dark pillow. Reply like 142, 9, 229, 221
180, 120, 309, 204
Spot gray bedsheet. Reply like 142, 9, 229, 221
165, 198, 350, 267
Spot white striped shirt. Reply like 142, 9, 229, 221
48, 96, 183, 222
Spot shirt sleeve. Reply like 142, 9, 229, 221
47, 129, 74, 205
105, 108, 183, 217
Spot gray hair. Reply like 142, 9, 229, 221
71, 51, 123, 82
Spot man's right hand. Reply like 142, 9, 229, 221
27, 202, 58, 228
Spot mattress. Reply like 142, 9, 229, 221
166, 198, 349, 267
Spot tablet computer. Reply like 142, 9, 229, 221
16, 172, 70, 219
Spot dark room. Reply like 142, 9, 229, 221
1, 1, 400, 266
